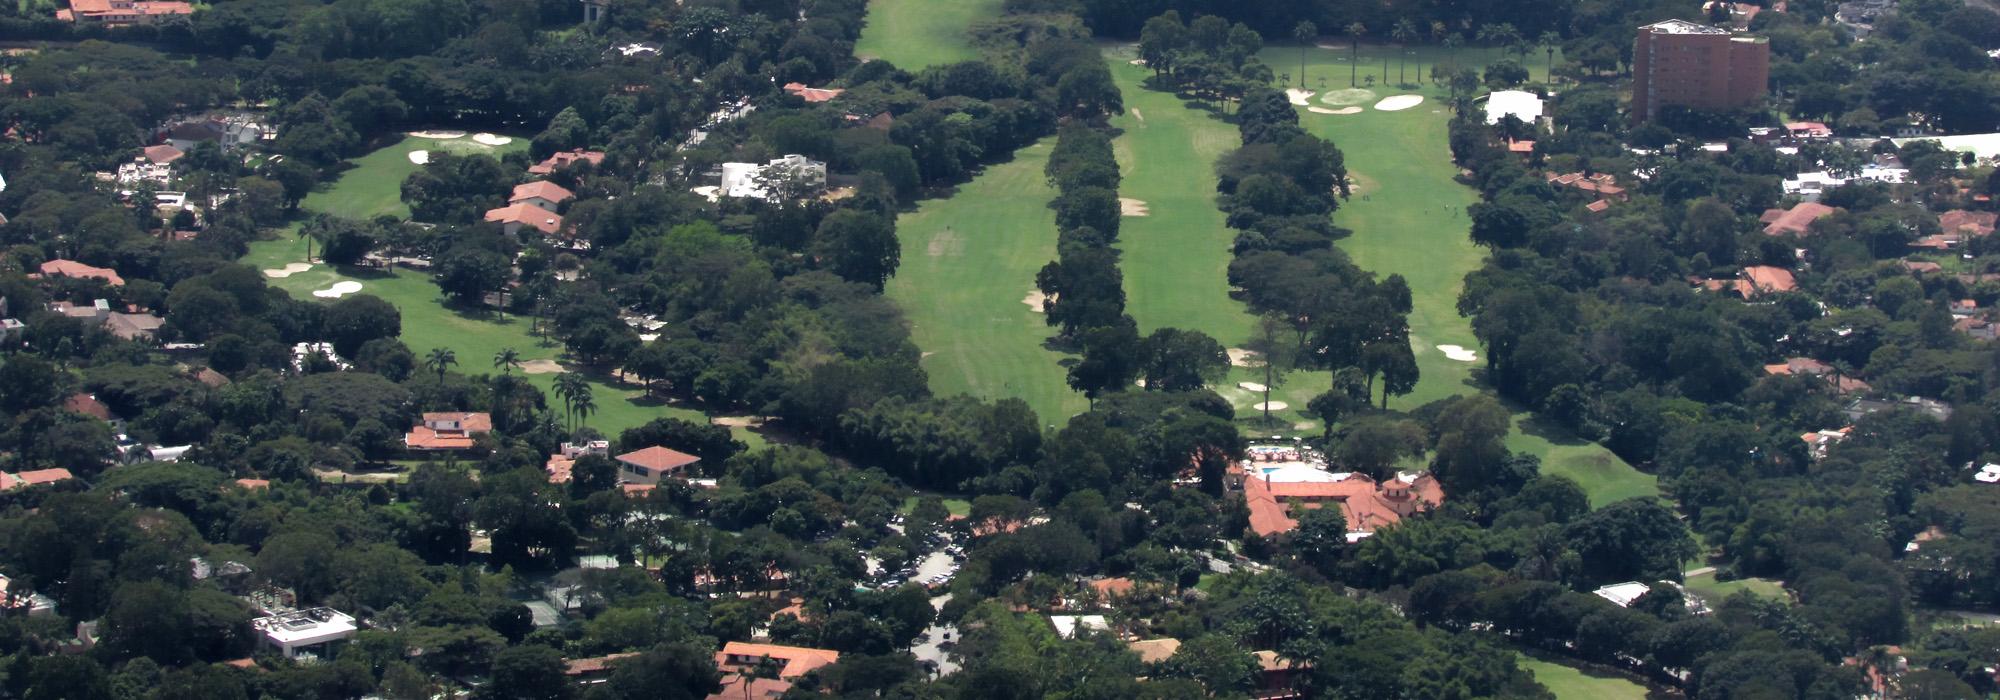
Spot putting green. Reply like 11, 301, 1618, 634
884, 139, 1086, 425
1516, 653, 1651, 700
854, 0, 1001, 69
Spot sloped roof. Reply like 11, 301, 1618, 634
510, 180, 575, 206
484, 203, 563, 236
616, 446, 700, 474
1761, 202, 1841, 236
716, 642, 839, 678
38, 259, 124, 286
142, 144, 183, 164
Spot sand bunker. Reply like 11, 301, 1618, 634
1309, 106, 1363, 115
311, 281, 364, 299
712, 415, 770, 429
1023, 289, 1048, 313
1286, 89, 1316, 106
518, 359, 568, 374
471, 133, 512, 146
1228, 348, 1263, 367
1128, 59, 1147, 66
1374, 95, 1425, 111
1253, 401, 1290, 412
1130, 108, 1143, 122
1437, 344, 1479, 362
1320, 88, 1377, 106
263, 262, 313, 278
1120, 198, 1151, 216
1238, 381, 1267, 392
408, 130, 464, 139
408, 150, 430, 165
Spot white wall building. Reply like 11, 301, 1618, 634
710, 154, 828, 202
252, 608, 357, 659
1483, 90, 1544, 126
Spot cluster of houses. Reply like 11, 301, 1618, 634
55, 0, 192, 24
693, 154, 829, 203
3, 259, 166, 344
479, 150, 603, 248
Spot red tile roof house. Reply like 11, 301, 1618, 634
1762, 357, 1870, 393
0, 468, 75, 491
484, 202, 563, 237
782, 82, 845, 103
1242, 468, 1443, 540
56, 0, 193, 24
1938, 209, 1999, 238
712, 642, 840, 699
527, 149, 604, 176
35, 259, 124, 286
403, 412, 492, 451
614, 446, 700, 485
1735, 265, 1798, 299
1760, 202, 1842, 236
1901, 260, 1943, 274
563, 652, 638, 684
141, 144, 183, 165
509, 181, 575, 212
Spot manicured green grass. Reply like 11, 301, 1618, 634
1684, 571, 1789, 605
1107, 60, 1252, 347
885, 139, 1088, 425
854, 0, 1001, 69
303, 134, 527, 220
1516, 653, 1651, 700
899, 495, 973, 517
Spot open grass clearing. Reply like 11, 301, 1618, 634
854, 0, 1001, 68
884, 139, 1087, 425
303, 134, 527, 221
1683, 571, 1789, 605
1515, 651, 1653, 700
899, 494, 973, 517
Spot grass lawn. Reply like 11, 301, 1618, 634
304, 134, 527, 220
241, 134, 764, 449
1683, 571, 1789, 605
854, 0, 1001, 68
885, 139, 1088, 425
1516, 652, 1651, 700
899, 495, 973, 517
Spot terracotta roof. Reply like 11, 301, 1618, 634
528, 149, 604, 175
1584, 199, 1611, 213
620, 483, 656, 496
63, 0, 193, 21
1129, 638, 1181, 664
1507, 139, 1535, 153
484, 203, 563, 236
1088, 577, 1135, 599
564, 652, 639, 676
233, 478, 269, 490
545, 455, 574, 484
708, 676, 791, 700
422, 412, 491, 432
1902, 261, 1943, 274
1762, 202, 1841, 236
1740, 265, 1797, 295
1763, 357, 1832, 376
782, 82, 844, 103
716, 642, 840, 678
222, 658, 258, 669
13, 468, 72, 487
510, 181, 575, 206
615, 446, 700, 474
405, 426, 476, 450
63, 394, 114, 421
37, 259, 124, 286
142, 144, 182, 164
192, 367, 230, 387
1939, 210, 1998, 237
1243, 469, 1441, 538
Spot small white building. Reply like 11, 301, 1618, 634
1975, 463, 2000, 483
251, 607, 356, 659
1483, 90, 1544, 126
1050, 614, 1109, 639
708, 154, 828, 202
1592, 581, 1654, 607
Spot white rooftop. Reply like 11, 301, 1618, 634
1050, 614, 1109, 639
1976, 463, 2000, 483
1592, 581, 1653, 607
252, 608, 356, 646
1895, 133, 2000, 161
1644, 19, 1731, 35
1483, 91, 1543, 126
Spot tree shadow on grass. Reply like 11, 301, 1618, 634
1517, 411, 1593, 448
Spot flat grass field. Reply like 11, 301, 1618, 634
854, 0, 1000, 69
241, 134, 764, 449
1516, 652, 1651, 700
1683, 571, 1789, 605
884, 139, 1088, 424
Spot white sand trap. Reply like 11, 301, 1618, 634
1130, 108, 1144, 122
1023, 289, 1048, 313
518, 359, 568, 374
1239, 381, 1267, 392
1374, 95, 1425, 111
263, 262, 313, 278
1128, 59, 1147, 66
712, 415, 770, 429
1120, 198, 1151, 216
1253, 401, 1290, 412
408, 130, 464, 139
311, 281, 364, 299
1437, 344, 1479, 362
1228, 348, 1263, 367
1320, 88, 1377, 106
1308, 106, 1363, 115
1286, 89, 1316, 106
471, 133, 512, 146
408, 150, 430, 165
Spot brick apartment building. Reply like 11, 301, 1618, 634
1631, 19, 1770, 123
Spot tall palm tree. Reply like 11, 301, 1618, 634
424, 347, 457, 384
1391, 20, 1417, 86
554, 373, 588, 430
1293, 21, 1317, 91
494, 347, 520, 375
1539, 31, 1562, 85
571, 389, 597, 430
1345, 22, 1366, 87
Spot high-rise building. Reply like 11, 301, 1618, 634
1631, 19, 1770, 123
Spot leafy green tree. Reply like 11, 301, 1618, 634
1140, 327, 1228, 392
424, 347, 459, 384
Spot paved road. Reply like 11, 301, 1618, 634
1683, 566, 1717, 577
909, 594, 960, 677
